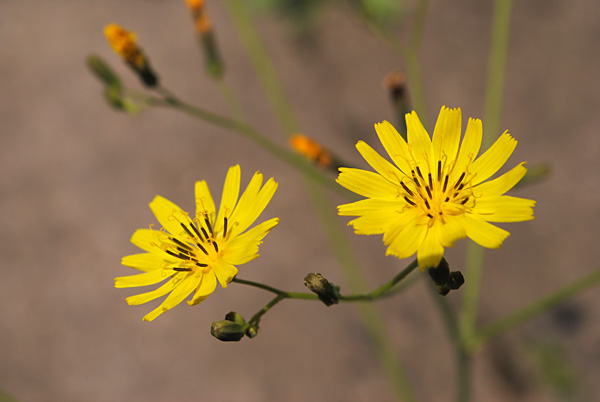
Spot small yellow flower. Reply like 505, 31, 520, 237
337, 106, 535, 270
116, 165, 279, 321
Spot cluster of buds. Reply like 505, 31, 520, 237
428, 258, 465, 296
104, 23, 159, 87
304, 273, 340, 306
184, 0, 224, 78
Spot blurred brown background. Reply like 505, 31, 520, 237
1, 1, 599, 401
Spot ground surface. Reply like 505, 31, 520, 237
1, 1, 599, 401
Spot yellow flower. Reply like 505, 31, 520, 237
116, 165, 279, 321
337, 106, 535, 270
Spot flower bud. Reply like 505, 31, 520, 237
184, 0, 225, 79
245, 325, 258, 339
304, 273, 340, 306
447, 271, 465, 290
86, 55, 122, 88
428, 258, 450, 286
104, 23, 159, 87
210, 319, 246, 342
224, 311, 246, 326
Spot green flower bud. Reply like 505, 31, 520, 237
304, 273, 340, 306
224, 311, 246, 326
210, 319, 245, 342
87, 55, 122, 88
245, 325, 258, 339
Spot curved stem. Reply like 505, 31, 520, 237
248, 294, 285, 326
232, 258, 419, 303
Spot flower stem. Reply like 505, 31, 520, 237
145, 94, 353, 199
248, 294, 285, 326
222, 2, 416, 401
427, 281, 472, 402
472, 268, 600, 349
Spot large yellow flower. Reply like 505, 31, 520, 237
337, 106, 535, 271
116, 165, 279, 321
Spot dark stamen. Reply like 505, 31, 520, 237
200, 227, 209, 241
212, 241, 219, 252
443, 175, 449, 192
173, 267, 192, 272
400, 181, 414, 196
416, 166, 425, 180
460, 197, 469, 205
445, 197, 450, 202
180, 223, 195, 239
404, 196, 416, 206
411, 170, 421, 187
437, 161, 442, 181
196, 262, 208, 268
428, 173, 433, 189
427, 213, 433, 219
190, 223, 203, 241
196, 242, 209, 256
454, 172, 465, 189
457, 183, 465, 191
425, 186, 433, 199
177, 247, 192, 256
171, 237, 193, 251
223, 217, 228, 237
204, 215, 213, 234
424, 199, 431, 210
166, 249, 185, 260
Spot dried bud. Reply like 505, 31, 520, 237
103, 23, 159, 87
447, 271, 465, 290
428, 258, 450, 286
304, 273, 340, 306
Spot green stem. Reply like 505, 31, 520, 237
472, 268, 600, 349
340, 259, 419, 301
232, 259, 419, 303
223, 2, 416, 401
483, 0, 512, 149
460, 0, 513, 349
427, 282, 471, 402
248, 294, 285, 326
145, 94, 353, 199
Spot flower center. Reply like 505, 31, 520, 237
399, 160, 473, 224
159, 213, 229, 275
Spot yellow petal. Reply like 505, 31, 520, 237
355, 140, 403, 184
115, 270, 169, 288
188, 272, 218, 306
405, 111, 433, 174
149, 196, 192, 239
130, 229, 163, 254
375, 121, 413, 174
470, 131, 517, 185
217, 165, 241, 228
338, 198, 401, 216
473, 195, 536, 222
143, 275, 200, 322
228, 176, 278, 237
224, 217, 279, 265
337, 168, 399, 198
432, 106, 462, 163
386, 214, 428, 259
472, 163, 527, 198
126, 275, 185, 305
121, 252, 167, 272
452, 118, 482, 181
462, 214, 509, 248
213, 260, 238, 288
195, 180, 216, 219
417, 226, 444, 270
382, 207, 422, 245
438, 217, 467, 247
347, 209, 402, 235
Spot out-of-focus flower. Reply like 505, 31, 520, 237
104, 23, 158, 86
337, 106, 535, 270
116, 165, 279, 321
